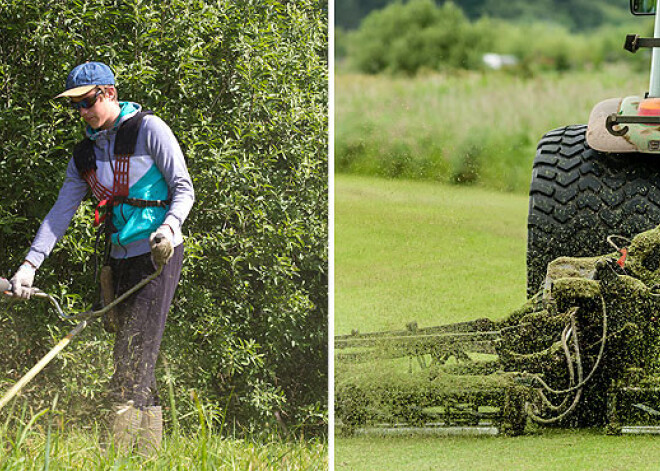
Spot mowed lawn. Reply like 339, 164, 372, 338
336, 431, 660, 471
335, 174, 528, 335
334, 175, 660, 471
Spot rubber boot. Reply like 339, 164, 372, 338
138, 405, 162, 457
111, 402, 142, 456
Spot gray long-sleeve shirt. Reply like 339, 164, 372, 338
26, 105, 194, 268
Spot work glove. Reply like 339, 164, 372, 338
10, 262, 36, 299
150, 224, 174, 267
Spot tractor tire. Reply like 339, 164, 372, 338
527, 125, 660, 296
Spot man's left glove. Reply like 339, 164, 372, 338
150, 224, 174, 267
10, 262, 36, 299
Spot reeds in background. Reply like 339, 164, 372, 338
336, 65, 648, 193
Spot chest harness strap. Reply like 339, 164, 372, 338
72, 111, 171, 272
73, 111, 171, 227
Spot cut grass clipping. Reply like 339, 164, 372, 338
335, 65, 647, 193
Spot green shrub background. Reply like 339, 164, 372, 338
0, 0, 327, 435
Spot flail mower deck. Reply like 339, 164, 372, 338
335, 226, 660, 435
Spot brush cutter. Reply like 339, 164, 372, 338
0, 263, 163, 411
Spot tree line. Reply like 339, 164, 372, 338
337, 0, 630, 31
337, 0, 650, 75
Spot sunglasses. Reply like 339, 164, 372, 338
70, 88, 103, 110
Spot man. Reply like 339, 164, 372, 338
9, 61, 194, 455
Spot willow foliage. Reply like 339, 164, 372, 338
0, 0, 328, 435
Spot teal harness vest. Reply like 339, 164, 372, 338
72, 111, 171, 249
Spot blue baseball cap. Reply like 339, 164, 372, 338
55, 61, 115, 98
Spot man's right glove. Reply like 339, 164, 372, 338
10, 262, 36, 299
150, 224, 174, 267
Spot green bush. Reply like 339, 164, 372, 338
344, 0, 652, 75
350, 0, 483, 74
0, 0, 327, 435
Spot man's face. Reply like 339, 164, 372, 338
71, 87, 117, 130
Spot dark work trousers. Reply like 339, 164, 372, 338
107, 243, 184, 409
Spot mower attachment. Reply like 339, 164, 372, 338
336, 225, 660, 435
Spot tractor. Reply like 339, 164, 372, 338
336, 0, 660, 435
528, 0, 660, 295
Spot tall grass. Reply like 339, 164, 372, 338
0, 396, 327, 470
335, 65, 649, 193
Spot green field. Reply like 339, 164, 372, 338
335, 174, 528, 335
334, 174, 660, 471
336, 431, 660, 471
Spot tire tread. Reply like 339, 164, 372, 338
527, 125, 660, 295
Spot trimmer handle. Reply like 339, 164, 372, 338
0, 278, 11, 294
0, 278, 43, 300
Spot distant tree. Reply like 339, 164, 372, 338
336, 0, 392, 29
350, 0, 493, 74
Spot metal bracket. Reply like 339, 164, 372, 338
605, 113, 660, 136
625, 34, 660, 53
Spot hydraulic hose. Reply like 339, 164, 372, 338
527, 310, 586, 424
525, 294, 608, 396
